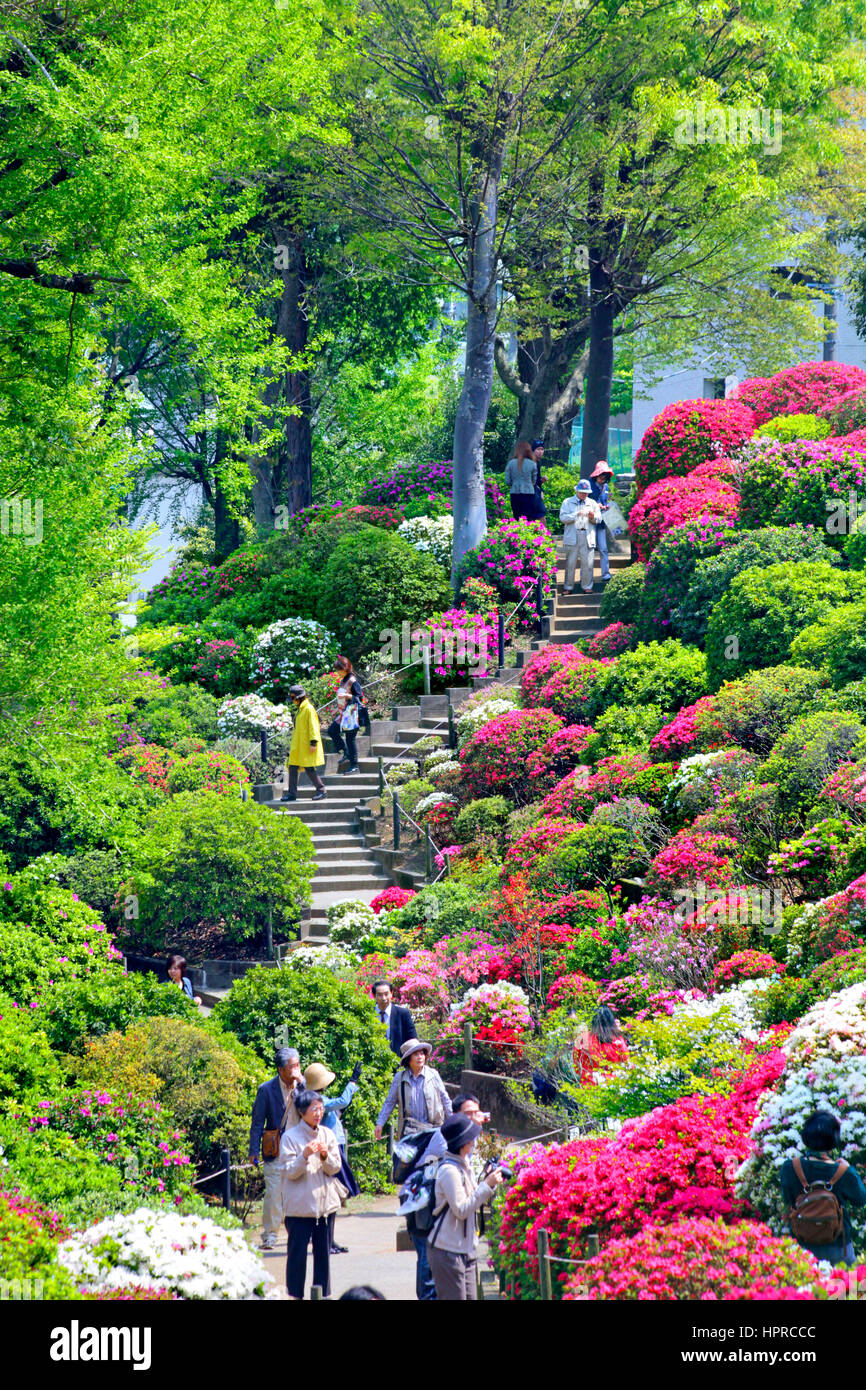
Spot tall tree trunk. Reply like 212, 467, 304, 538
212, 433, 240, 560
451, 155, 503, 581
496, 327, 589, 470
580, 282, 615, 478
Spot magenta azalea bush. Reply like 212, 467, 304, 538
645, 829, 739, 892
586, 622, 634, 658
459, 517, 557, 623
536, 658, 613, 724
525, 723, 595, 794
370, 886, 417, 915
360, 460, 505, 520
734, 361, 866, 427
633, 397, 755, 494
712, 949, 780, 991
628, 475, 740, 562
520, 644, 588, 707
459, 708, 564, 805
649, 696, 716, 760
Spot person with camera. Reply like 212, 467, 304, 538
426, 1112, 506, 1301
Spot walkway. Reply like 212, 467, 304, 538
252, 1194, 417, 1300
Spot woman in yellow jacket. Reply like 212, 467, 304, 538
281, 683, 327, 802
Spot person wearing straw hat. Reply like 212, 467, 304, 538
281, 683, 326, 802
589, 459, 614, 582
559, 479, 602, 594
304, 1060, 362, 1255
374, 1039, 452, 1142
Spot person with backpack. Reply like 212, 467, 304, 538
780, 1110, 866, 1266
426, 1113, 505, 1301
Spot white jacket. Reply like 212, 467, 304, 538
560, 493, 601, 548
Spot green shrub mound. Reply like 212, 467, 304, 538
702, 666, 828, 755
705, 562, 866, 690
789, 601, 866, 688
214, 967, 397, 1189
134, 683, 220, 746
38, 969, 197, 1053
754, 412, 831, 443
604, 640, 707, 715
319, 525, 452, 656
598, 563, 645, 625
122, 791, 314, 949
761, 710, 866, 819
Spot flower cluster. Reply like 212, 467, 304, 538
284, 943, 360, 975
586, 622, 634, 658
786, 873, 866, 970
249, 619, 338, 699
649, 697, 717, 760
646, 828, 739, 892
459, 708, 564, 804
216, 693, 293, 739
633, 397, 755, 493
424, 608, 499, 680
455, 692, 520, 746
190, 639, 245, 695
734, 361, 866, 427
436, 981, 533, 1068
781, 982, 866, 1064
59, 1208, 274, 1300
628, 475, 740, 561
111, 743, 176, 793
459, 517, 557, 620
370, 886, 417, 915
712, 950, 781, 991
396, 515, 453, 569
520, 644, 588, 707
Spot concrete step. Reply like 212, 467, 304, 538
310, 872, 390, 892
311, 833, 367, 848
272, 808, 361, 827
312, 860, 386, 879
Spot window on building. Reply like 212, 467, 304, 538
703, 377, 727, 400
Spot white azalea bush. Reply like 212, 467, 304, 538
217, 693, 293, 739
782, 983, 866, 1064
250, 618, 338, 698
453, 979, 530, 1013
736, 1057, 866, 1250
456, 694, 520, 746
397, 515, 454, 570
328, 899, 377, 948
283, 942, 360, 975
664, 748, 758, 820
415, 791, 458, 817
674, 977, 773, 1043
58, 1208, 276, 1300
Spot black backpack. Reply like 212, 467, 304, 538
400, 1160, 439, 1236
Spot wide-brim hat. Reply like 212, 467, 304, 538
441, 1113, 482, 1153
590, 460, 613, 478
400, 1038, 432, 1065
304, 1062, 335, 1091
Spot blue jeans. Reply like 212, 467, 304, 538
595, 520, 611, 578
412, 1232, 437, 1300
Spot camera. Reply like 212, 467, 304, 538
481, 1157, 514, 1183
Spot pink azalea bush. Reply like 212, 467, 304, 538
459, 708, 564, 804
545, 971, 599, 1012
633, 398, 755, 493
645, 828, 739, 892
734, 361, 866, 427
562, 1218, 819, 1301
459, 517, 557, 621
649, 696, 716, 761
424, 609, 500, 681
628, 476, 740, 561
504, 817, 581, 874
525, 724, 595, 795
586, 622, 634, 658
536, 658, 613, 724
434, 982, 533, 1070
540, 754, 663, 822
520, 644, 588, 707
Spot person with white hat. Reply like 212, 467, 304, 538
589, 460, 614, 582
374, 1039, 452, 1141
303, 1060, 362, 1255
559, 479, 602, 593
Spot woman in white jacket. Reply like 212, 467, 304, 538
280, 1089, 344, 1299
559, 479, 602, 593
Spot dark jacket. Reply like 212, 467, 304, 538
780, 1154, 866, 1263
249, 1076, 299, 1163
377, 1003, 417, 1056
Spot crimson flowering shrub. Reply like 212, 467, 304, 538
649, 697, 716, 761
459, 708, 564, 805
434, 982, 533, 1071
562, 1218, 819, 1301
458, 517, 557, 621
213, 550, 264, 602
111, 744, 175, 794
370, 886, 417, 915
633, 398, 755, 494
504, 818, 581, 877
688, 455, 740, 482
520, 644, 586, 706
829, 386, 866, 435
733, 361, 866, 427
537, 658, 613, 724
586, 623, 634, 658
494, 1048, 787, 1298
539, 754, 673, 822
525, 724, 595, 795
189, 639, 247, 696
628, 477, 739, 562
645, 828, 739, 892
712, 950, 780, 991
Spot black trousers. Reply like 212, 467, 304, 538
327, 718, 357, 765
285, 1215, 331, 1299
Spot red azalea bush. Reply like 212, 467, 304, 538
734, 361, 866, 427
688, 455, 741, 483
712, 950, 781, 991
164, 750, 251, 797
525, 724, 595, 794
495, 1048, 786, 1298
213, 549, 264, 601
370, 886, 417, 915
504, 817, 583, 875
537, 658, 613, 724
829, 386, 866, 436
628, 477, 740, 561
645, 829, 739, 892
562, 1218, 819, 1301
649, 697, 717, 761
633, 398, 755, 494
459, 708, 564, 804
111, 743, 175, 794
189, 638, 247, 695
520, 644, 588, 707
540, 754, 665, 822
586, 623, 634, 658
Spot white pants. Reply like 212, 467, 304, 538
262, 1159, 284, 1238
564, 534, 595, 591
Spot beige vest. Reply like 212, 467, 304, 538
396, 1066, 446, 1135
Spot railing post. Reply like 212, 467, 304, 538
463, 1020, 473, 1071
425, 831, 433, 881
497, 607, 505, 669
220, 1147, 231, 1212
535, 573, 544, 624
260, 728, 269, 764
393, 790, 401, 852
537, 1229, 553, 1301
378, 755, 384, 799
448, 702, 456, 750
422, 644, 431, 695
310, 1284, 323, 1301
585, 1232, 599, 1259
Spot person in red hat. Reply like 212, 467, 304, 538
590, 460, 614, 582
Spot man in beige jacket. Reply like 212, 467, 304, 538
280, 1089, 344, 1299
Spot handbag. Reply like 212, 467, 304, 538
261, 1092, 294, 1161
340, 703, 360, 733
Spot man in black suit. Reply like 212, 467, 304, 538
249, 1046, 303, 1250
371, 979, 416, 1057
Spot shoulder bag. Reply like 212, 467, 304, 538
261, 1092, 295, 1162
